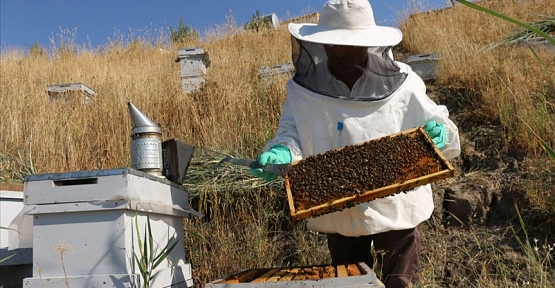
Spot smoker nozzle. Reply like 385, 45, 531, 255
128, 102, 161, 135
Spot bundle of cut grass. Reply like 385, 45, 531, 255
182, 148, 281, 198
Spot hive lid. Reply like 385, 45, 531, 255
24, 167, 174, 184
22, 168, 194, 210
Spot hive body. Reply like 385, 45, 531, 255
206, 262, 384, 287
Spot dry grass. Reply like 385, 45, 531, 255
1, 0, 554, 286
0, 27, 291, 174
399, 0, 555, 151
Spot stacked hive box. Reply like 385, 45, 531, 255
21, 168, 200, 288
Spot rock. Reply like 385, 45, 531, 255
442, 172, 497, 227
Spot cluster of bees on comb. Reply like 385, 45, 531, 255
298, 265, 337, 279
286, 130, 447, 211
224, 264, 363, 283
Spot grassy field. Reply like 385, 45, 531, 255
1, 0, 554, 286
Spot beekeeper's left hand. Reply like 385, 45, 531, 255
424, 120, 446, 149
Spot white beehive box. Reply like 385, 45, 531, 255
176, 47, 211, 93
258, 63, 295, 85
405, 53, 441, 81
46, 82, 97, 105
22, 168, 201, 288
0, 184, 33, 288
0, 186, 24, 248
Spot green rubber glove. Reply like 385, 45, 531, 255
424, 120, 447, 149
250, 145, 292, 181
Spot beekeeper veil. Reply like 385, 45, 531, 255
288, 0, 408, 100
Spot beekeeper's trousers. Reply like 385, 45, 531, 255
327, 226, 422, 288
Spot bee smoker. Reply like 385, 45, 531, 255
128, 102, 195, 183
128, 102, 164, 177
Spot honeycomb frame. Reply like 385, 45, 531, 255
284, 127, 455, 221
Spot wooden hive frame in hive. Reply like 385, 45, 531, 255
206, 262, 383, 287
284, 127, 455, 221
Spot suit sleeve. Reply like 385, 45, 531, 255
404, 73, 461, 160
265, 90, 304, 161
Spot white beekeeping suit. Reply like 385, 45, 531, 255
253, 1, 461, 286
264, 9, 460, 237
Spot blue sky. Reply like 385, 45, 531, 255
0, 0, 450, 50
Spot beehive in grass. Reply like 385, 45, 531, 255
285, 127, 455, 221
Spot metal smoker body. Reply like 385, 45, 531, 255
128, 102, 164, 177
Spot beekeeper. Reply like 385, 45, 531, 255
250, 0, 461, 286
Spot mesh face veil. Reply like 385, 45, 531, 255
290, 36, 408, 101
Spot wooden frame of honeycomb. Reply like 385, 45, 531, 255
209, 262, 380, 286
284, 127, 455, 221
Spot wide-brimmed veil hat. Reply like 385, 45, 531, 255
288, 0, 402, 47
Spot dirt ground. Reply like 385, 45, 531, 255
419, 84, 555, 287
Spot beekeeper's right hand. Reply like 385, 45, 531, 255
250, 145, 292, 181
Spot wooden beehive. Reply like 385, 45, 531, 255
284, 127, 455, 221
205, 262, 384, 287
